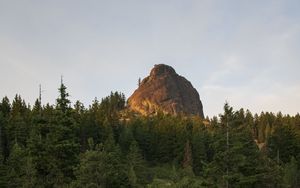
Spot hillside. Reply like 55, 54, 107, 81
0, 82, 299, 187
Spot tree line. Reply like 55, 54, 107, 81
0, 82, 299, 187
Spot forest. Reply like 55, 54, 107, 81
0, 82, 299, 188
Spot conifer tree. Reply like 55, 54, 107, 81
283, 157, 298, 187
45, 81, 80, 186
0, 152, 7, 187
128, 139, 147, 186
6, 143, 28, 187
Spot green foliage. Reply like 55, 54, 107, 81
1, 85, 300, 187
74, 135, 130, 187
43, 83, 80, 186
56, 82, 71, 113
127, 140, 149, 186
268, 125, 300, 165
283, 157, 298, 187
175, 176, 205, 188
73, 149, 106, 187
204, 103, 284, 187
6, 143, 37, 187
0, 154, 7, 187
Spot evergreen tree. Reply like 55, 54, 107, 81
191, 130, 210, 176
7, 95, 30, 149
0, 152, 7, 187
268, 125, 300, 164
6, 139, 37, 187
0, 97, 11, 161
1, 84, 300, 187
127, 139, 148, 186
204, 103, 274, 187
73, 148, 106, 187
75, 130, 130, 187
42, 81, 80, 186
56, 81, 71, 113
283, 157, 298, 187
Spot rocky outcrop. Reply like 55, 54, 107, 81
127, 64, 204, 118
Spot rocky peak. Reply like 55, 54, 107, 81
128, 64, 204, 118
150, 64, 176, 78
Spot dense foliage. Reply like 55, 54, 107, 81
0, 83, 299, 187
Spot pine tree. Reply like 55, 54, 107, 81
73, 148, 106, 187
268, 125, 300, 164
56, 81, 71, 113
75, 130, 130, 187
0, 152, 7, 187
6, 142, 26, 187
0, 97, 11, 161
127, 139, 147, 186
8, 95, 30, 149
283, 157, 298, 187
192, 131, 210, 176
205, 103, 272, 187
44, 81, 80, 186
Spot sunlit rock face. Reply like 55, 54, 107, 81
127, 64, 204, 118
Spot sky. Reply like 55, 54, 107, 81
0, 0, 300, 117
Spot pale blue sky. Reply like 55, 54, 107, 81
0, 0, 299, 117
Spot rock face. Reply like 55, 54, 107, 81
127, 64, 204, 118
